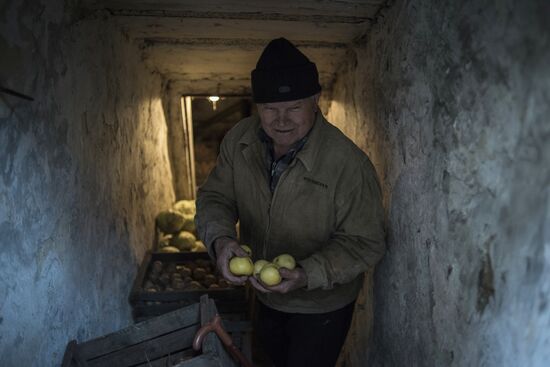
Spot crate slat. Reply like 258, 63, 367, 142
86, 324, 199, 367
78, 303, 200, 360
172, 353, 221, 367
131, 348, 195, 367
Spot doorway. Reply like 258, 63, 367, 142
189, 95, 256, 187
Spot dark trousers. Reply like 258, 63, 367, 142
256, 301, 355, 367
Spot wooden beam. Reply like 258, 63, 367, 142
113, 16, 367, 43
107, 8, 372, 24
81, 0, 386, 18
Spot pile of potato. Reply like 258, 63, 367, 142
155, 199, 207, 253
143, 258, 231, 292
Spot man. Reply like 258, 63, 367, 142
195, 37, 385, 367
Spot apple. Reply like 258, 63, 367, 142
229, 256, 254, 276
253, 259, 270, 277
240, 245, 252, 256
273, 254, 296, 270
260, 264, 282, 286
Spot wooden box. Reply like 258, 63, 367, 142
61, 295, 252, 367
130, 251, 248, 322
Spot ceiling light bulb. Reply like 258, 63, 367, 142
208, 96, 220, 102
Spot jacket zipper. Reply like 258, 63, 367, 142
262, 164, 295, 260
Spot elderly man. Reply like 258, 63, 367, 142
195, 38, 385, 367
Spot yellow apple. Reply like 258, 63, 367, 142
240, 245, 252, 256
229, 256, 254, 276
253, 259, 270, 277
260, 264, 282, 286
273, 254, 296, 270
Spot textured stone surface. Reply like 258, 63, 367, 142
327, 0, 550, 366
0, 1, 174, 365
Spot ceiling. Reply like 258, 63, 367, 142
81, 0, 388, 95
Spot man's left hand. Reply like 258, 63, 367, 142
249, 267, 308, 294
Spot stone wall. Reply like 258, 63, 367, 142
0, 1, 175, 365
326, 0, 550, 365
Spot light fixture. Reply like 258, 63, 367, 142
208, 84, 222, 110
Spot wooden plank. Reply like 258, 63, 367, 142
61, 340, 77, 367
86, 323, 199, 367
141, 42, 346, 80
201, 297, 239, 367
199, 295, 218, 357
133, 287, 246, 302
115, 16, 366, 43
123, 347, 195, 367
78, 303, 200, 360
173, 353, 220, 367
82, 0, 386, 18
132, 300, 247, 320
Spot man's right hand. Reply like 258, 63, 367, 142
214, 237, 249, 285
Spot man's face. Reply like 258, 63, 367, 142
257, 95, 319, 149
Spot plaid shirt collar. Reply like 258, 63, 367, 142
258, 128, 310, 192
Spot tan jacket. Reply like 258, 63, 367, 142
196, 112, 385, 313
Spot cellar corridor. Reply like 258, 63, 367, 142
0, 0, 549, 366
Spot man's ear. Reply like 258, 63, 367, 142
313, 93, 321, 104
312, 93, 321, 112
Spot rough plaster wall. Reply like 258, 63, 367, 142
327, 0, 550, 366
0, 1, 175, 365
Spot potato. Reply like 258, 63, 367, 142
173, 200, 196, 216
218, 279, 230, 288
193, 267, 207, 281
159, 246, 180, 253
179, 266, 192, 278
172, 279, 185, 289
182, 214, 196, 233
165, 262, 177, 274
192, 240, 207, 252
159, 273, 171, 286
187, 281, 203, 290
156, 210, 185, 234
171, 231, 196, 251
151, 261, 163, 274
158, 234, 172, 248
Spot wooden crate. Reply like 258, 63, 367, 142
61, 295, 252, 367
130, 251, 249, 322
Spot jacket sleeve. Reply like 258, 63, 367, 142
195, 135, 239, 259
298, 158, 386, 291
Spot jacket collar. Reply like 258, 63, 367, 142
237, 112, 327, 172
294, 112, 326, 172
238, 117, 271, 200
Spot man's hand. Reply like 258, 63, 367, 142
249, 267, 308, 294
214, 237, 249, 285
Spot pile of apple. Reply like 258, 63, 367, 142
229, 245, 296, 286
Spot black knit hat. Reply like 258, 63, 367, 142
251, 38, 321, 103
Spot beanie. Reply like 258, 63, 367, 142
251, 38, 322, 103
